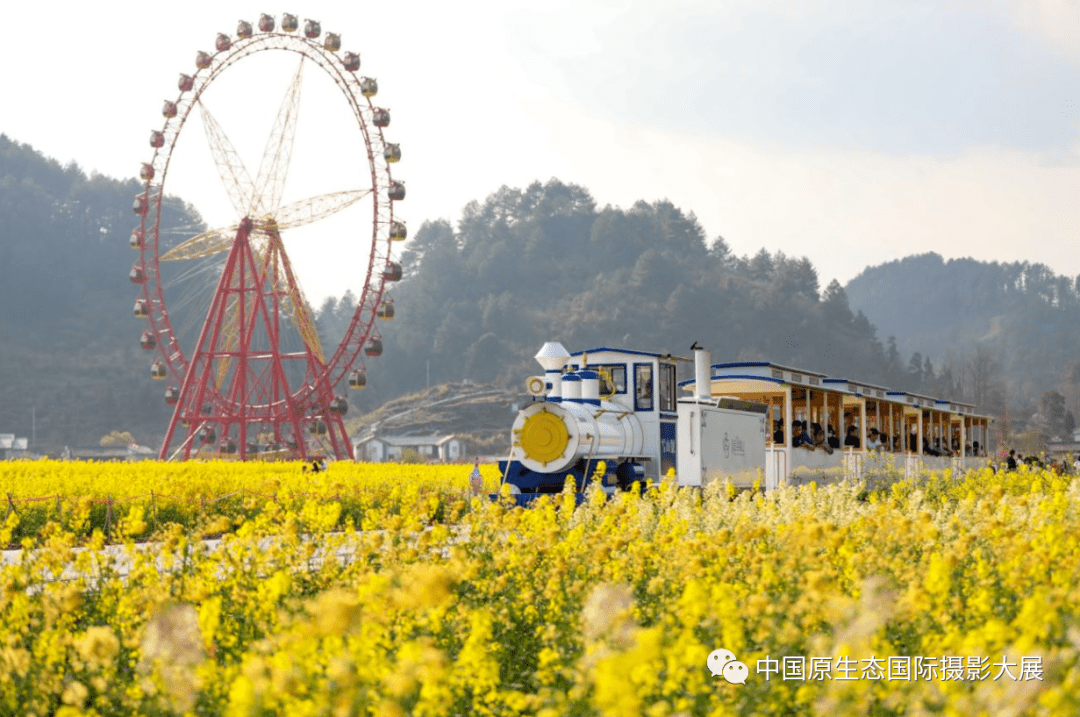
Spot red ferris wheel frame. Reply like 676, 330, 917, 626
130, 15, 404, 461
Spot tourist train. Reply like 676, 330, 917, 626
499, 342, 993, 499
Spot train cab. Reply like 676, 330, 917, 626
501, 344, 683, 497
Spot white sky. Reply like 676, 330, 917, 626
1, 0, 1078, 307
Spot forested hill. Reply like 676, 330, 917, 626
0, 134, 204, 449
845, 253, 1080, 410
4, 132, 1047, 451
334, 180, 899, 415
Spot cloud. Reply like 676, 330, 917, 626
976, 0, 1080, 58
507, 0, 1080, 157
508, 95, 1080, 286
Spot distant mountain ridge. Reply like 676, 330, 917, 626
845, 252, 1080, 415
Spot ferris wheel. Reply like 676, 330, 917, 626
129, 14, 404, 461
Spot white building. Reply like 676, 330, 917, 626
0, 434, 28, 460
353, 434, 465, 463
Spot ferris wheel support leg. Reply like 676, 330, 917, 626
160, 223, 248, 460
238, 232, 248, 460
159, 406, 184, 460
325, 414, 354, 460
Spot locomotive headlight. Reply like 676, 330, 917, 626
526, 376, 547, 396
518, 408, 570, 465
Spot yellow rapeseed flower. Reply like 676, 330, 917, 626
77, 626, 120, 668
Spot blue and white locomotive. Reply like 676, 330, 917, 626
499, 342, 768, 496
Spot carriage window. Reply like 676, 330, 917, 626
659, 363, 676, 412
635, 364, 653, 411
594, 364, 627, 395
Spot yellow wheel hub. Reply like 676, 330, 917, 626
519, 409, 570, 465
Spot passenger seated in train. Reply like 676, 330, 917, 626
866, 428, 884, 451
810, 424, 833, 454
844, 425, 861, 448
791, 421, 813, 449
827, 426, 840, 449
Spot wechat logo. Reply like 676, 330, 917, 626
708, 648, 748, 684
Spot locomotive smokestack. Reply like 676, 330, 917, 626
535, 342, 570, 401
693, 343, 711, 400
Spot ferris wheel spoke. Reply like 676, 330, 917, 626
215, 240, 276, 387
215, 299, 240, 388
282, 285, 325, 366
199, 103, 258, 220
251, 58, 305, 217
269, 188, 372, 232
265, 232, 325, 365
161, 226, 237, 261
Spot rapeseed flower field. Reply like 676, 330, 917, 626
1, 460, 1077, 716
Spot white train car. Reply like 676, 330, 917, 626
681, 361, 994, 489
